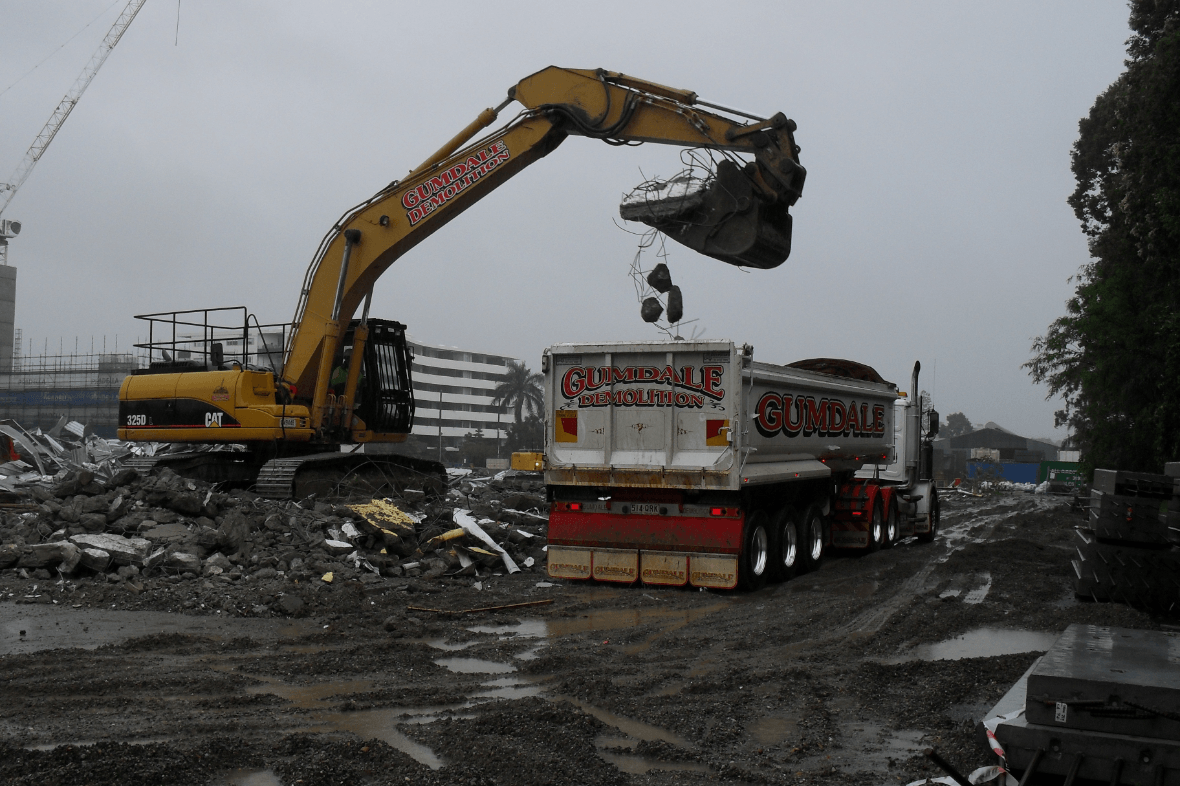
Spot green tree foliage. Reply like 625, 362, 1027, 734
943, 412, 973, 439
492, 360, 544, 424
1027, 2, 1180, 472
506, 415, 544, 452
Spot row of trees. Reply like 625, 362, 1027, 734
459, 360, 544, 463
1027, 1, 1180, 473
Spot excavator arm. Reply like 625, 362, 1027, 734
283, 66, 806, 433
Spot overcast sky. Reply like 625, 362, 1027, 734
0, 1, 1131, 441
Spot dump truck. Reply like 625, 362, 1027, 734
543, 340, 940, 590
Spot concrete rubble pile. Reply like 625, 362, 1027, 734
0, 443, 551, 611
0, 417, 135, 490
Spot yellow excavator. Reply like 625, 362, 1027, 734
117, 66, 806, 498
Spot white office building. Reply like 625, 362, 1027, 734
407, 337, 519, 442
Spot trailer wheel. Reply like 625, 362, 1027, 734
772, 505, 800, 582
799, 505, 825, 573
917, 489, 940, 543
740, 511, 771, 591
866, 502, 884, 553
883, 502, 900, 548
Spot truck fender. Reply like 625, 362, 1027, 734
911, 480, 934, 520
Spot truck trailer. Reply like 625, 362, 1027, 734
542, 340, 940, 590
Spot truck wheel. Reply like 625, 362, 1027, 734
917, 489, 940, 543
799, 505, 825, 573
866, 502, 884, 553
772, 505, 800, 582
740, 511, 771, 591
883, 502, 900, 548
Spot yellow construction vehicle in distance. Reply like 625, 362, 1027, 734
511, 452, 544, 473
117, 66, 807, 498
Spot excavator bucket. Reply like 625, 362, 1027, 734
619, 160, 795, 270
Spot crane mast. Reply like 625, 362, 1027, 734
0, 0, 147, 264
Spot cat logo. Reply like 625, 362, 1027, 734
204, 412, 224, 428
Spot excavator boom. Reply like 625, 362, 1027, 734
284, 66, 805, 416
118, 66, 805, 498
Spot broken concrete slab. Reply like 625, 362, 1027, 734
165, 552, 200, 572
69, 533, 151, 566
78, 548, 111, 572
140, 522, 192, 544
322, 539, 354, 556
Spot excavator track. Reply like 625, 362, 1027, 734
255, 452, 447, 500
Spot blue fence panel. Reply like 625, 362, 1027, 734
966, 461, 1040, 484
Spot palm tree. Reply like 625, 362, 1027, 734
492, 360, 544, 424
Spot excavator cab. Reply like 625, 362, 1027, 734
341, 319, 414, 435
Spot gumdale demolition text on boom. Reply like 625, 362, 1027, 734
400, 140, 511, 226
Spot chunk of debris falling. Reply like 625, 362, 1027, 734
666, 285, 684, 323
453, 509, 519, 574
641, 297, 663, 323
646, 263, 673, 293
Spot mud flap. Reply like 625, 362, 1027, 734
688, 553, 738, 589
640, 551, 688, 586
547, 546, 591, 580
620, 160, 795, 270
830, 527, 869, 548
591, 548, 639, 583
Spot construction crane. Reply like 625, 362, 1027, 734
0, 0, 148, 265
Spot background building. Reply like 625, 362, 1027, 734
0, 333, 141, 438
933, 421, 1073, 484
406, 337, 518, 457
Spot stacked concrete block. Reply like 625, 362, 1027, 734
1073, 467, 1180, 613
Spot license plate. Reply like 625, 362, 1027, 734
625, 503, 663, 516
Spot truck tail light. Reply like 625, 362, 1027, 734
710, 507, 725, 516
569, 502, 582, 512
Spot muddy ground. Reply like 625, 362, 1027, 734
0, 491, 1169, 786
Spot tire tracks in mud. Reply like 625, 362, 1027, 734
785, 496, 1045, 652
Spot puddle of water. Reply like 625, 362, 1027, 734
425, 638, 477, 651
964, 572, 992, 604
886, 628, 1059, 663
558, 695, 691, 748
224, 769, 283, 786
827, 724, 926, 772
0, 605, 313, 656
473, 675, 543, 699
434, 657, 516, 674
549, 603, 725, 642
245, 676, 375, 709
467, 620, 547, 638
474, 683, 543, 700
748, 715, 798, 746
598, 751, 713, 775
305, 710, 446, 770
